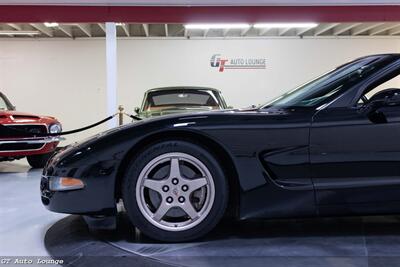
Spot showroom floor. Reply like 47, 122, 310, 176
3, 160, 400, 267
0, 160, 66, 257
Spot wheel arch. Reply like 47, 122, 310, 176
115, 129, 240, 218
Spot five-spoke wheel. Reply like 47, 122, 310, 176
136, 153, 215, 231
122, 140, 228, 242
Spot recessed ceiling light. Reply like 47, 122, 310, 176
254, 23, 318, 28
184, 24, 250, 30
0, 31, 40, 35
44, 22, 59, 27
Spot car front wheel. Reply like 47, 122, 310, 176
122, 140, 228, 242
27, 152, 53, 168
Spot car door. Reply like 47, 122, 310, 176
310, 98, 400, 215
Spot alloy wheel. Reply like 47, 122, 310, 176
135, 152, 215, 231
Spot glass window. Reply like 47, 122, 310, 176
357, 71, 400, 106
0, 95, 9, 110
144, 90, 220, 110
262, 55, 398, 109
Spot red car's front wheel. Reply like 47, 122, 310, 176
27, 152, 53, 168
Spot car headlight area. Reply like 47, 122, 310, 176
48, 176, 85, 191
49, 123, 62, 134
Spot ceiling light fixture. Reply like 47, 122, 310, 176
44, 22, 59, 27
0, 31, 41, 35
116, 22, 125, 26
254, 23, 318, 28
184, 24, 250, 30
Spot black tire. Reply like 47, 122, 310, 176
27, 152, 53, 168
122, 140, 228, 242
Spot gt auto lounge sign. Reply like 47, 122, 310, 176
210, 54, 266, 72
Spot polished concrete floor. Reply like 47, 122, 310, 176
3, 159, 400, 267
0, 160, 66, 257
100, 214, 400, 267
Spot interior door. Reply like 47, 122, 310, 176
310, 105, 400, 215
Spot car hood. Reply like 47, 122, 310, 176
77, 107, 296, 145
136, 108, 256, 126
54, 106, 314, 165
138, 107, 288, 121
56, 108, 258, 155
0, 110, 57, 124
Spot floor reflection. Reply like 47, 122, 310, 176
45, 213, 400, 267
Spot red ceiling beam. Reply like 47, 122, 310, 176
1, 5, 400, 23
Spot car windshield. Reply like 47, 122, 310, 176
0, 94, 11, 110
261, 55, 398, 109
144, 89, 221, 110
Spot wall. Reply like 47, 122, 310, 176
117, 38, 400, 110
1, 37, 400, 144
0, 39, 107, 143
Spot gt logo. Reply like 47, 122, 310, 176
210, 54, 228, 72
1, 258, 11, 264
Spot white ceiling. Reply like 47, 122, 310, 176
2, 22, 400, 38
0, 0, 399, 5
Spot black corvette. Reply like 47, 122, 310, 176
42, 54, 400, 242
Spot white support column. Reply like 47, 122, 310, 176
106, 22, 118, 129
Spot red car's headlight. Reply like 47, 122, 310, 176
49, 123, 62, 134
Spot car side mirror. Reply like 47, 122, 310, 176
355, 99, 386, 124
359, 94, 400, 124
362, 89, 400, 115
367, 99, 384, 110
386, 93, 400, 106
359, 99, 385, 116
134, 107, 140, 114
362, 94, 400, 114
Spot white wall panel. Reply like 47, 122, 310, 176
0, 37, 399, 144
117, 38, 400, 112
0, 39, 107, 144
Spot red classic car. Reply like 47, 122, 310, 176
0, 92, 62, 168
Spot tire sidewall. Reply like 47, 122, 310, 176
27, 152, 53, 168
122, 140, 228, 242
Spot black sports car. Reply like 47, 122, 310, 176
42, 54, 400, 242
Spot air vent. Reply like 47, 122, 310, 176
4, 125, 47, 136
12, 115, 40, 120
0, 143, 44, 151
